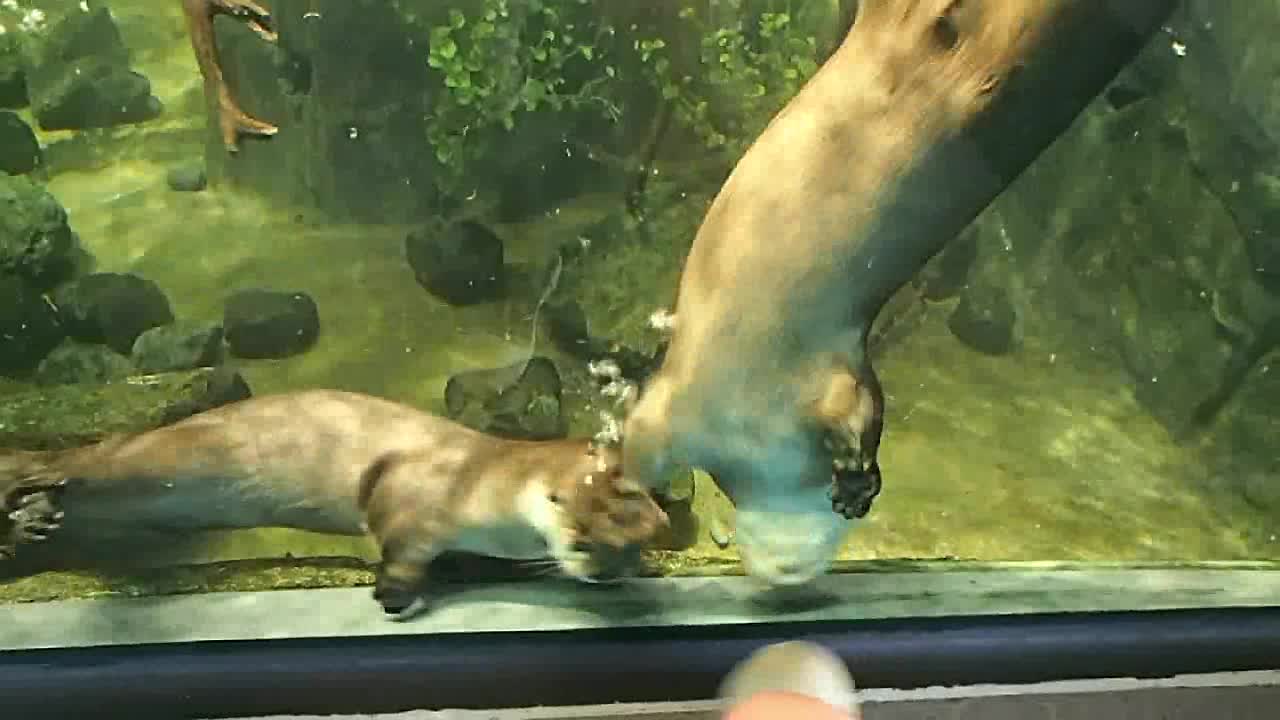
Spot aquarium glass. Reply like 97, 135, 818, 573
1, 0, 1278, 651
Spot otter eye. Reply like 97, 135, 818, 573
571, 540, 592, 553
548, 491, 561, 504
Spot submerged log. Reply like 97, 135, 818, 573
0, 366, 251, 451
622, 0, 1180, 586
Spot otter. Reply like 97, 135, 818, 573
182, 0, 279, 152
622, 0, 1176, 586
0, 390, 667, 619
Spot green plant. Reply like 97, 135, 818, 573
636, 3, 821, 162
422, 0, 623, 196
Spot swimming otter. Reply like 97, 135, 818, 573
0, 390, 667, 619
622, 0, 1177, 586
182, 0, 279, 152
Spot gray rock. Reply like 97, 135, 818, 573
28, 3, 131, 68
23, 5, 162, 131
30, 57, 162, 131
0, 110, 41, 175
444, 356, 568, 441
131, 321, 225, 373
223, 289, 320, 359
1199, 349, 1280, 522
948, 285, 1017, 356
0, 273, 65, 379
0, 173, 75, 289
52, 272, 176, 355
166, 163, 207, 192
405, 220, 505, 305
34, 339, 135, 386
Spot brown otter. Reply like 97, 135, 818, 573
0, 390, 667, 619
182, 0, 279, 152
622, 0, 1176, 586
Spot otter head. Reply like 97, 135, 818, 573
542, 443, 669, 584
714, 428, 855, 588
727, 362, 884, 588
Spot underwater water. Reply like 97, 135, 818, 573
0, 0, 1277, 639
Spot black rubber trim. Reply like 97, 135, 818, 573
2, 606, 1278, 719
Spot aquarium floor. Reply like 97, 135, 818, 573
3, 5, 1276, 603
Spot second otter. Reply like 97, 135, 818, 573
0, 390, 668, 619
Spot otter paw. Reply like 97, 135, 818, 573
829, 461, 882, 520
2, 477, 69, 558
372, 575, 432, 622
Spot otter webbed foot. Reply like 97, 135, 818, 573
829, 460, 882, 520
216, 102, 279, 154
372, 564, 434, 621
1, 476, 68, 559
811, 362, 885, 521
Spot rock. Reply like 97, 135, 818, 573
1119, 263, 1249, 438
1163, 2, 1280, 295
0, 31, 26, 109
30, 58, 162, 131
0, 173, 76, 289
223, 289, 320, 359
204, 0, 440, 222
131, 321, 225, 373
444, 356, 568, 441
1199, 349, 1280, 518
0, 110, 39, 175
947, 285, 1018, 356
52, 272, 175, 355
405, 220, 505, 305
29, 3, 131, 67
0, 273, 65, 379
0, 366, 252, 451
34, 339, 134, 386
166, 163, 207, 192
22, 5, 162, 131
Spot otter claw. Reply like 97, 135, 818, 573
2, 476, 69, 558
829, 462, 882, 520
373, 574, 432, 621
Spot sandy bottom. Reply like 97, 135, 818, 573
4, 6, 1276, 591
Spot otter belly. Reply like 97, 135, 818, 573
445, 520, 550, 560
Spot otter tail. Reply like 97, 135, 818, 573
0, 450, 68, 560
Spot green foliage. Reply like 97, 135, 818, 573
421, 0, 622, 196
635, 3, 822, 162
416, 0, 826, 199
